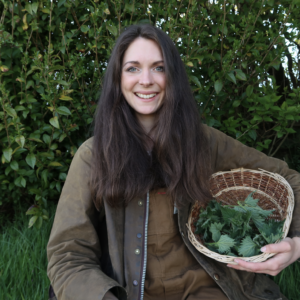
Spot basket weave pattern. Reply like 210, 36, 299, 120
187, 168, 294, 264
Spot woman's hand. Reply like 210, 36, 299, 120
227, 237, 300, 276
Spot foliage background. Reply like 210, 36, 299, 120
0, 0, 300, 225
0, 0, 300, 299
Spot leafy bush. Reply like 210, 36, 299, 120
0, 0, 299, 227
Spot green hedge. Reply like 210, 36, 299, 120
0, 0, 300, 227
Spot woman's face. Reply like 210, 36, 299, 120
121, 38, 166, 132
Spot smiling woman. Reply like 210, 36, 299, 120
121, 38, 166, 133
47, 24, 300, 300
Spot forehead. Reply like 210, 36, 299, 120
123, 38, 163, 63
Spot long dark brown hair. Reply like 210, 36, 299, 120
91, 24, 212, 209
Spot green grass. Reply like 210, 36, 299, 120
0, 204, 56, 300
0, 204, 299, 300
273, 261, 300, 300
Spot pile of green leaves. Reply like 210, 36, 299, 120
195, 193, 285, 257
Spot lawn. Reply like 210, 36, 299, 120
0, 205, 55, 300
0, 205, 299, 300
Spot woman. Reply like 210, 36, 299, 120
47, 24, 300, 300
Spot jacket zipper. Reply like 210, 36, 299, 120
139, 192, 150, 300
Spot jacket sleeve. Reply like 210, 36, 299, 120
47, 138, 126, 300
205, 125, 300, 238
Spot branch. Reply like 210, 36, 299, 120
285, 50, 298, 88
220, 0, 226, 67
270, 121, 295, 157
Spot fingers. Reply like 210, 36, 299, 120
226, 238, 297, 276
227, 258, 281, 276
261, 239, 292, 254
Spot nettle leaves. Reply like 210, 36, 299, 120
195, 192, 285, 257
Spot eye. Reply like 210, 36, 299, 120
155, 66, 164, 72
126, 66, 138, 72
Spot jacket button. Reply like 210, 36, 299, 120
137, 233, 142, 238
181, 231, 184, 237
213, 273, 220, 281
133, 280, 138, 286
135, 249, 140, 255
138, 201, 143, 206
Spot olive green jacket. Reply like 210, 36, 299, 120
47, 125, 300, 300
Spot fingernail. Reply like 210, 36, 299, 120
261, 247, 266, 252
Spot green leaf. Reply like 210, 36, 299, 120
208, 235, 235, 254
248, 130, 257, 141
31, 2, 38, 14
14, 176, 25, 187
48, 162, 63, 167
220, 206, 237, 224
190, 75, 202, 88
28, 215, 38, 228
21, 177, 26, 187
233, 100, 240, 107
26, 206, 39, 215
15, 105, 26, 111
15, 135, 25, 148
209, 222, 224, 242
238, 236, 260, 257
58, 0, 66, 7
50, 117, 60, 129
56, 106, 71, 115
35, 216, 43, 229
71, 145, 77, 156
25, 80, 34, 90
54, 80, 69, 86
214, 79, 223, 94
263, 116, 273, 122
107, 24, 118, 36
10, 160, 19, 171
28, 137, 43, 143
3, 148, 13, 162
42, 8, 50, 14
26, 153, 36, 169
41, 169, 48, 184
59, 133, 67, 142
81, 25, 89, 33
235, 69, 247, 81
5, 166, 12, 176
25, 3, 33, 14
4, 106, 17, 118
244, 192, 258, 206
59, 95, 73, 101
56, 181, 61, 192
246, 85, 253, 97
258, 220, 285, 244
59, 173, 67, 181
252, 115, 262, 121
226, 72, 236, 84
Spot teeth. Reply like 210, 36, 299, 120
136, 93, 157, 99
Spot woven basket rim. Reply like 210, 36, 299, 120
187, 168, 294, 264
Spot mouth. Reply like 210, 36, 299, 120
135, 92, 158, 99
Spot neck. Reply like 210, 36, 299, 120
136, 113, 155, 135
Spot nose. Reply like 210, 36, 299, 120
139, 69, 154, 86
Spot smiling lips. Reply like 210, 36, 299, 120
135, 92, 158, 99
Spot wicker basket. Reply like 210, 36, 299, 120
187, 168, 294, 264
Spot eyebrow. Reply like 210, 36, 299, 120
122, 60, 164, 67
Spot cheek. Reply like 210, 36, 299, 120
156, 74, 166, 90
121, 76, 136, 93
